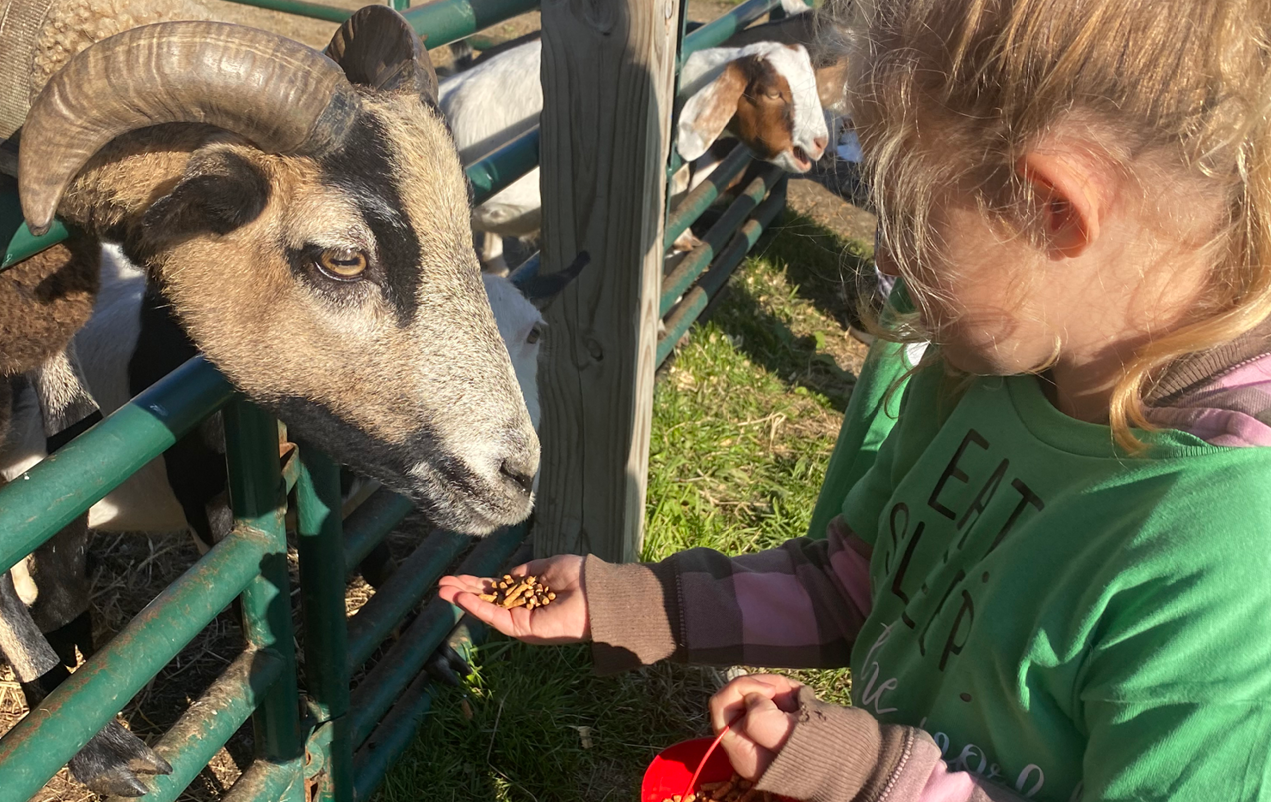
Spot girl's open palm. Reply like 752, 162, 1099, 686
438, 555, 590, 645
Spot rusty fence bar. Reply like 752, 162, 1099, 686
658, 178, 789, 365
0, 527, 272, 802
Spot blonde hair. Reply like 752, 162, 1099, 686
832, 0, 1271, 449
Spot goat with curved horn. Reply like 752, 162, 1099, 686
18, 21, 361, 234
2, 2, 540, 797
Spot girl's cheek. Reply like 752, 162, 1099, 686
873, 229, 902, 278
875, 242, 900, 277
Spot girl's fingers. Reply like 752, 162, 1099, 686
772, 685, 802, 713
447, 590, 521, 636
437, 575, 489, 600
738, 693, 796, 752
719, 731, 764, 780
718, 694, 796, 781
506, 559, 551, 579
710, 674, 803, 731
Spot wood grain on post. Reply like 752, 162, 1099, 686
534, 0, 680, 561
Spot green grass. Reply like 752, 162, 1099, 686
378, 209, 873, 801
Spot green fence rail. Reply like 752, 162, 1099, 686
0, 356, 235, 574
469, 127, 540, 206
402, 0, 540, 48
658, 177, 788, 365
681, 0, 779, 58
219, 0, 541, 48
0, 0, 798, 795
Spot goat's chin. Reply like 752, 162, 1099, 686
271, 397, 536, 536
399, 462, 534, 536
774, 148, 814, 173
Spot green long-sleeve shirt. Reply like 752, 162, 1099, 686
843, 364, 1271, 801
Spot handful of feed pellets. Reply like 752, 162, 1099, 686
478, 574, 555, 610
662, 773, 778, 802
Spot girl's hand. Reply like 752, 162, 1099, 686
438, 555, 589, 645
710, 674, 801, 780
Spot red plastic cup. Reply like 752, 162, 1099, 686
641, 737, 798, 802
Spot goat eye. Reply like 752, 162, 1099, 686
526, 326, 542, 345
764, 88, 782, 100
315, 248, 368, 280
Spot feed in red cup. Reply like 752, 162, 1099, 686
641, 737, 797, 802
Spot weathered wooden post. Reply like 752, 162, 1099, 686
534, 0, 680, 561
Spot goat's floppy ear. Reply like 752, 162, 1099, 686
141, 149, 270, 238
326, 5, 440, 106
677, 60, 750, 162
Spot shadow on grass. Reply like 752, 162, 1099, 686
759, 206, 877, 333
704, 283, 857, 412
381, 642, 722, 802
675, 208, 874, 413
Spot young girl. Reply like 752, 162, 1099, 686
440, 0, 1271, 799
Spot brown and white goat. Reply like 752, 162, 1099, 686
0, 3, 538, 795
716, 11, 852, 130
438, 38, 829, 273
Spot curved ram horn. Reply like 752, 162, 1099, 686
19, 22, 361, 236
510, 251, 590, 307
326, 5, 440, 106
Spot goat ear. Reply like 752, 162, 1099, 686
326, 5, 440, 106
141, 150, 270, 237
677, 60, 749, 162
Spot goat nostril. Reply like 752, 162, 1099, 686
499, 460, 535, 497
814, 137, 828, 152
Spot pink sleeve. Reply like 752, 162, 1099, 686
671, 514, 876, 667
913, 756, 1030, 802
587, 515, 876, 673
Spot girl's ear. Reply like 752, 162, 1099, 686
677, 61, 749, 162
1017, 148, 1108, 259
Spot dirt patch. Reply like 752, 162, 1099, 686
787, 170, 875, 246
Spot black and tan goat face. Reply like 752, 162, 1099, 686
153, 103, 535, 532
18, 7, 539, 534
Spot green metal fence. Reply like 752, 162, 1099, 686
0, 0, 796, 797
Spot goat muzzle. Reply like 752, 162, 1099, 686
18, 21, 362, 235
